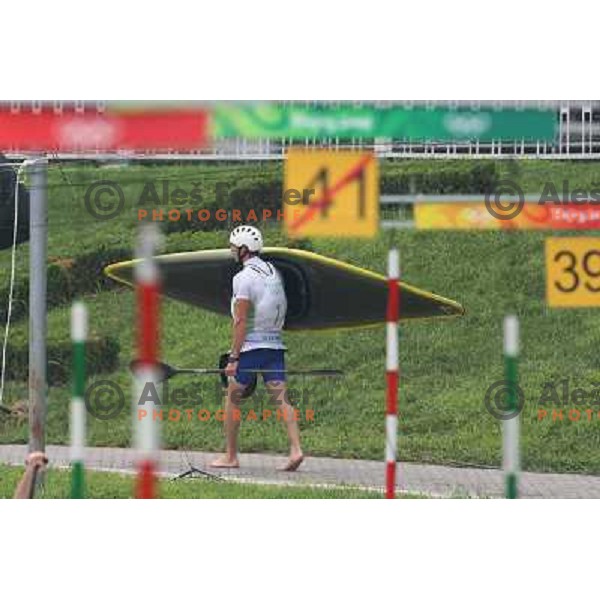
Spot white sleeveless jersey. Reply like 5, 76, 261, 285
231, 256, 287, 352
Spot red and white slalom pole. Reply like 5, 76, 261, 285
134, 223, 161, 499
385, 248, 400, 499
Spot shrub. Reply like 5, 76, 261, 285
0, 246, 131, 324
5, 336, 120, 386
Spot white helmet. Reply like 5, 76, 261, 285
229, 225, 263, 253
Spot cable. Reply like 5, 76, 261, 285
0, 159, 30, 409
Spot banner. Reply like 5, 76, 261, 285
415, 202, 600, 230
213, 104, 557, 141
0, 107, 208, 151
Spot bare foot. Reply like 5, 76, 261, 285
279, 454, 304, 472
210, 456, 240, 469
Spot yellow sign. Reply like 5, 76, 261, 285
284, 150, 378, 238
546, 237, 600, 307
415, 202, 600, 230
415, 203, 498, 230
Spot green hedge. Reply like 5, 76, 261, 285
163, 228, 314, 255
0, 161, 498, 322
0, 246, 131, 324
163, 176, 282, 234
5, 336, 120, 386
380, 161, 498, 194
159, 162, 499, 235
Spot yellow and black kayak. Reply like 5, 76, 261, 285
105, 247, 464, 331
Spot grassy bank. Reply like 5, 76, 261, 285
2, 160, 600, 473
0, 465, 385, 499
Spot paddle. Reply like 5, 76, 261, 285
129, 359, 343, 383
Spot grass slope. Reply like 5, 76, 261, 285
2, 160, 600, 474
0, 466, 386, 499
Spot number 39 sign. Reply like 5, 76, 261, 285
546, 237, 600, 307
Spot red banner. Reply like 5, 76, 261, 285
0, 107, 208, 151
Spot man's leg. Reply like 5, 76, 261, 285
266, 380, 303, 471
210, 379, 246, 468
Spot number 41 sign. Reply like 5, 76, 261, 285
284, 150, 379, 238
546, 237, 600, 307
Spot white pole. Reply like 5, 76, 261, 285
385, 248, 400, 498
503, 315, 520, 499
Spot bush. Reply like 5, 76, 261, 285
5, 336, 120, 386
0, 246, 131, 324
380, 161, 498, 194
162, 162, 499, 237
163, 176, 282, 234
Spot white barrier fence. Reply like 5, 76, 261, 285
3, 100, 600, 160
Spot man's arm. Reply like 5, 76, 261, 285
230, 298, 251, 359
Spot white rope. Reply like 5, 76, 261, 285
0, 160, 28, 408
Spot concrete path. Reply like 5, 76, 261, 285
2, 444, 599, 498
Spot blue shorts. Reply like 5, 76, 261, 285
235, 349, 286, 386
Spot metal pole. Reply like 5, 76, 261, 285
28, 157, 48, 453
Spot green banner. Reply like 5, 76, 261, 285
213, 104, 557, 141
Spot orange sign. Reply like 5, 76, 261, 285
546, 238, 600, 307
284, 150, 378, 238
